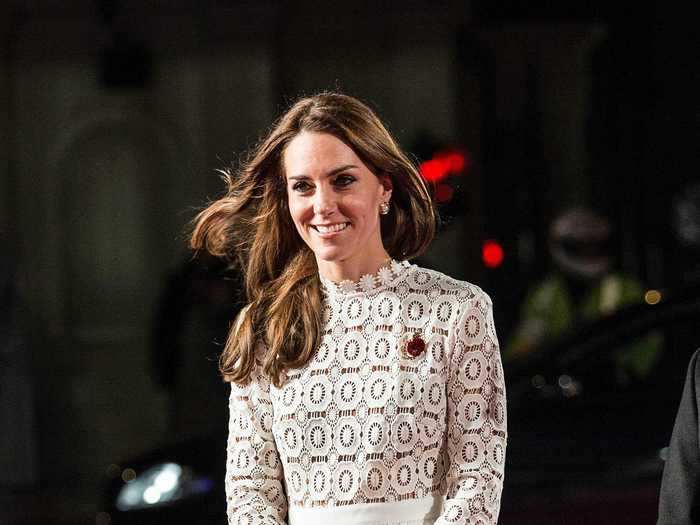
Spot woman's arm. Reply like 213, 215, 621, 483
226, 359, 287, 525
436, 290, 507, 525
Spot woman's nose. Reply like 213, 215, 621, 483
313, 186, 337, 215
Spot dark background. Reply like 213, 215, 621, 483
1, 0, 697, 523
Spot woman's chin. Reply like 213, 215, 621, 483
311, 246, 353, 266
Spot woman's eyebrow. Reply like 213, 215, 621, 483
288, 164, 358, 180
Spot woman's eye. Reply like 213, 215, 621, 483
292, 181, 312, 192
334, 175, 356, 187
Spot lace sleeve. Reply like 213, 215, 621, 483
226, 359, 287, 525
436, 291, 507, 525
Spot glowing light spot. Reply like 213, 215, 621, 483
143, 486, 161, 505
154, 464, 181, 493
121, 468, 136, 483
419, 150, 470, 183
645, 289, 662, 305
482, 240, 504, 269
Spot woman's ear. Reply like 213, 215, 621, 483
379, 174, 393, 200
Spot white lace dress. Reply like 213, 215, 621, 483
226, 261, 507, 525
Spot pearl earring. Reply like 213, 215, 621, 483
379, 201, 390, 215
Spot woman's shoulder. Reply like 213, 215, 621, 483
405, 262, 493, 306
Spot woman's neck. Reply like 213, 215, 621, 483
316, 251, 392, 283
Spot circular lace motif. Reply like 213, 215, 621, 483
255, 404, 274, 437
458, 436, 486, 467
394, 455, 418, 495
334, 417, 361, 455
427, 334, 447, 366
418, 448, 441, 487
260, 441, 280, 473
395, 372, 420, 407
334, 463, 359, 501
369, 332, 396, 366
442, 500, 465, 523
481, 378, 496, 400
334, 375, 362, 410
458, 394, 487, 425
458, 352, 487, 388
322, 302, 336, 326
482, 334, 496, 356
491, 441, 506, 466
364, 372, 392, 408
433, 296, 457, 330
280, 382, 301, 415
341, 296, 370, 327
309, 463, 332, 500
338, 332, 367, 368
313, 341, 334, 368
401, 293, 430, 328
278, 420, 303, 457
303, 375, 332, 412
391, 413, 418, 452
233, 446, 251, 472
362, 414, 389, 451
492, 398, 506, 427
233, 409, 252, 438
407, 269, 436, 290
459, 306, 486, 346
285, 462, 307, 499
361, 460, 388, 499
304, 419, 330, 456
371, 294, 400, 325
263, 483, 285, 507
422, 376, 445, 414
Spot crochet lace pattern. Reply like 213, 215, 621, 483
226, 261, 507, 524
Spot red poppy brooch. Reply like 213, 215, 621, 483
401, 331, 426, 359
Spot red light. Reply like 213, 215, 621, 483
419, 158, 450, 183
482, 240, 504, 268
419, 150, 470, 183
445, 152, 465, 172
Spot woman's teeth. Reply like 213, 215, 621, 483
314, 223, 349, 233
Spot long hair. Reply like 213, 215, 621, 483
189, 92, 436, 387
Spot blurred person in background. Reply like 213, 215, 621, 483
189, 92, 507, 525
151, 251, 243, 440
657, 348, 700, 524
672, 181, 700, 285
506, 207, 661, 384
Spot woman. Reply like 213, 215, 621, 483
190, 92, 507, 525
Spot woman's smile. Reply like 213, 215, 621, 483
311, 222, 350, 235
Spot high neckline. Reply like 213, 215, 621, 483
319, 259, 410, 296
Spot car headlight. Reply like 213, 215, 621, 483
116, 462, 213, 510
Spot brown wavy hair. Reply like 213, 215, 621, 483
189, 92, 436, 387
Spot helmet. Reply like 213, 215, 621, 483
549, 207, 612, 281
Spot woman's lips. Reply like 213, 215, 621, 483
311, 222, 350, 237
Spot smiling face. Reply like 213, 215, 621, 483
283, 131, 392, 279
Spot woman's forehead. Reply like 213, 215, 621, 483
283, 132, 365, 178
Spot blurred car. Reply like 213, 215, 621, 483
500, 281, 700, 524
100, 282, 700, 524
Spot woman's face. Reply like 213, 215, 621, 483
283, 131, 392, 267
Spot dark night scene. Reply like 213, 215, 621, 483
1, 1, 698, 524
